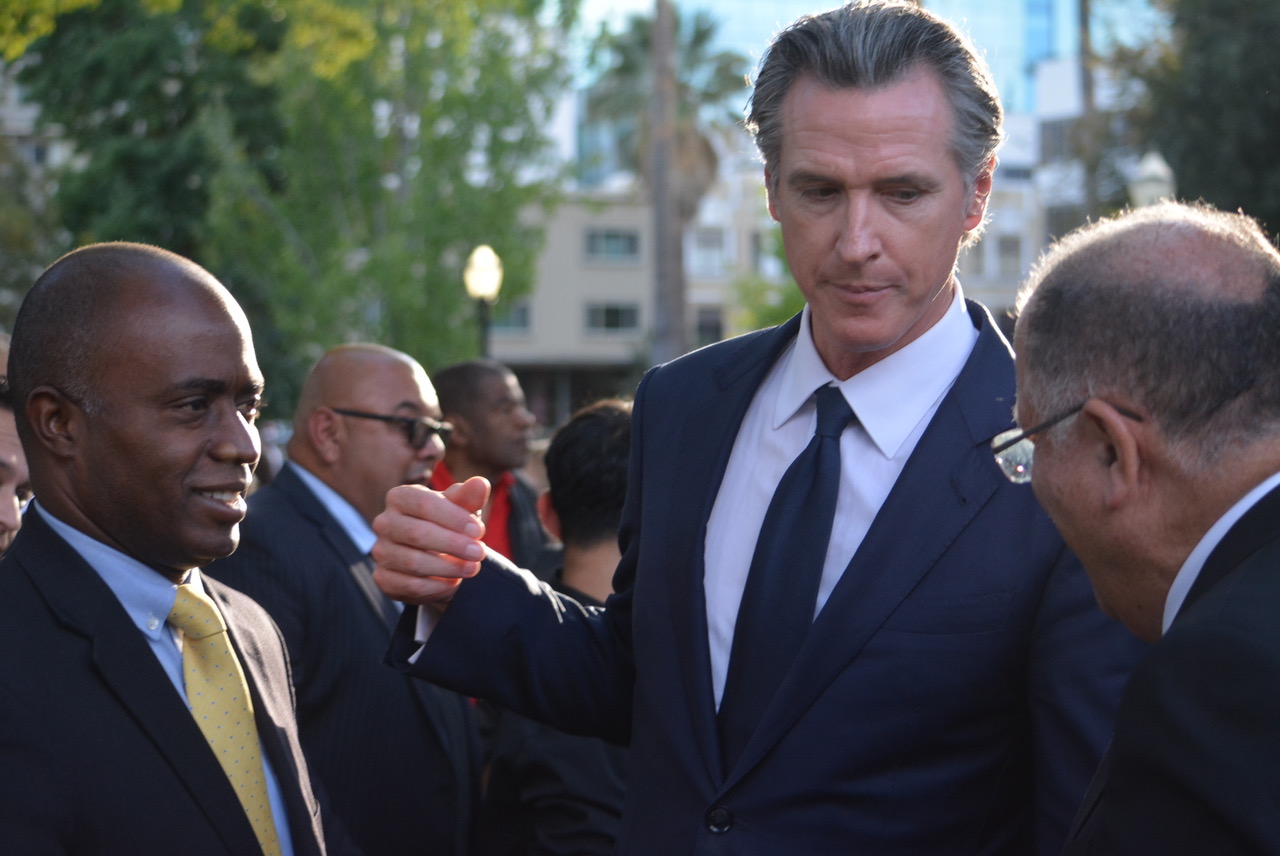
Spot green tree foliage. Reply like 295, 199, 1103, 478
586, 7, 747, 223
207, 0, 579, 406
0, 133, 63, 332
0, 0, 99, 62
1118, 0, 1280, 235
15, 0, 289, 258
731, 224, 803, 333
6, 0, 580, 410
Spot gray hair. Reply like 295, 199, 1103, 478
1015, 201, 1280, 469
747, 1, 1003, 204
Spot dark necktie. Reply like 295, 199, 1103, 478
718, 383, 853, 773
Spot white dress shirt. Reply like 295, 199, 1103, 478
38, 502, 298, 856
704, 288, 979, 707
1161, 469, 1280, 634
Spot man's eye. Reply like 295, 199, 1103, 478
885, 187, 922, 202
239, 400, 263, 422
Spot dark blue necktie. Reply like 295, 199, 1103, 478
718, 383, 853, 774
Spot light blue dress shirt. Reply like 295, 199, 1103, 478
37, 501, 298, 856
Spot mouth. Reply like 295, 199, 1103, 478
825, 281, 897, 307
193, 487, 248, 518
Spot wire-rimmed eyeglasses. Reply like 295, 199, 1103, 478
331, 408, 453, 450
991, 400, 1144, 484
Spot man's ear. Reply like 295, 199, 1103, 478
307, 407, 343, 465
963, 158, 996, 231
25, 386, 81, 459
764, 167, 780, 222
1080, 398, 1143, 510
444, 413, 471, 453
536, 490, 561, 541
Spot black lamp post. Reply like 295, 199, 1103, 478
464, 244, 504, 358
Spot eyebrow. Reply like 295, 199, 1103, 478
167, 378, 266, 396
785, 169, 943, 192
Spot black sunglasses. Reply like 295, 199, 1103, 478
331, 408, 453, 450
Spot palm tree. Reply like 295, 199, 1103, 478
587, 5, 748, 361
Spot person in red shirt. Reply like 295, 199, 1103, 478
429, 359, 560, 579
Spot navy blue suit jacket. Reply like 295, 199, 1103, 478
0, 507, 328, 855
1065, 484, 1280, 854
208, 463, 482, 856
393, 304, 1144, 855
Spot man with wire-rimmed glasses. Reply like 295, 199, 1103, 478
1011, 200, 1280, 854
209, 343, 482, 856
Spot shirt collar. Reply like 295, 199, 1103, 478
287, 460, 377, 556
1162, 468, 1280, 634
34, 500, 204, 641
775, 283, 979, 458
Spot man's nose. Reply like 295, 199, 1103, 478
211, 407, 261, 467
418, 430, 446, 461
835, 197, 883, 264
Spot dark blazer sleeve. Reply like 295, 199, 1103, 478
390, 548, 637, 743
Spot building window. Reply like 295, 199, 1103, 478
1046, 205, 1087, 241
585, 228, 640, 264
997, 235, 1022, 278
695, 306, 723, 347
491, 298, 531, 332
585, 302, 640, 333
689, 227, 726, 278
1040, 118, 1078, 163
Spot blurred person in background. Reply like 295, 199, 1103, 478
479, 399, 632, 856
209, 343, 481, 856
430, 359, 560, 579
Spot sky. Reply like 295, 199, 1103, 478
575, 0, 832, 78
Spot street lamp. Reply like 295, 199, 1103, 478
1128, 151, 1176, 208
464, 244, 504, 358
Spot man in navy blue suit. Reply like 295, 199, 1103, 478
208, 344, 482, 856
370, 3, 1145, 854
1012, 201, 1280, 854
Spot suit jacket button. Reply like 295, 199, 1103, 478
705, 805, 733, 833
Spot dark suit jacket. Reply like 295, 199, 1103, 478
208, 463, 482, 856
1064, 483, 1280, 855
392, 304, 1145, 856
477, 580, 628, 856
0, 507, 327, 855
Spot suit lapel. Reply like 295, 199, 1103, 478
275, 464, 458, 766
1066, 744, 1112, 845
17, 510, 263, 855
275, 464, 402, 629
723, 303, 1019, 779
210, 580, 323, 856
1178, 483, 1280, 621
661, 318, 804, 781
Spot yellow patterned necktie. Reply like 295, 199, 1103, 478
169, 584, 283, 856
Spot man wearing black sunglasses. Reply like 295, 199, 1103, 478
209, 343, 481, 856
1015, 201, 1280, 854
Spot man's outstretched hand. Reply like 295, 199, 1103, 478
372, 477, 491, 607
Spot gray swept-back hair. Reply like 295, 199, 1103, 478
747, 0, 1003, 205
